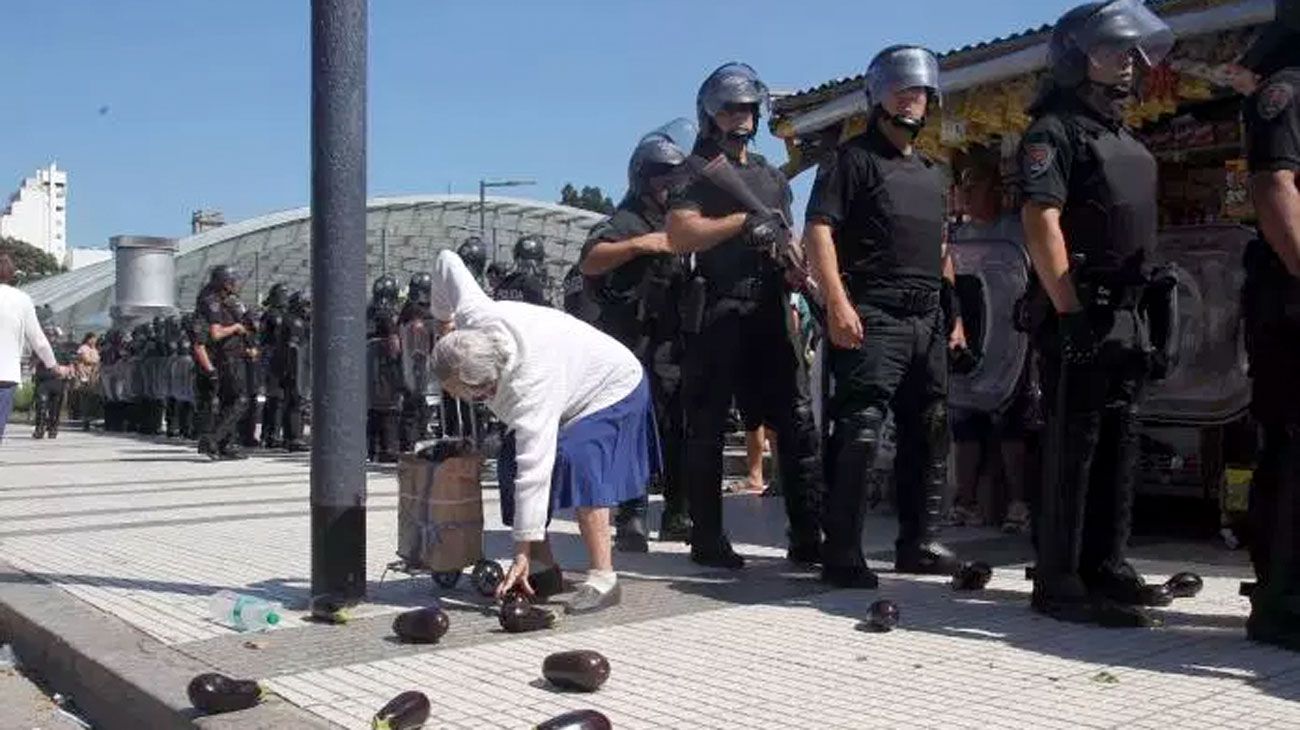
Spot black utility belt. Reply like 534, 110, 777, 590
708, 277, 775, 302
1077, 281, 1144, 311
846, 281, 940, 315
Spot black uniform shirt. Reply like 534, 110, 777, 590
805, 124, 947, 290
579, 197, 683, 346
1017, 93, 1158, 280
206, 294, 246, 362
492, 270, 549, 306
668, 139, 791, 291
1244, 68, 1300, 274
1245, 68, 1300, 174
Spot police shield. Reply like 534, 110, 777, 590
399, 319, 436, 396
367, 337, 402, 411
170, 355, 194, 404
1138, 224, 1253, 424
286, 336, 311, 399
947, 237, 1033, 416
100, 361, 117, 401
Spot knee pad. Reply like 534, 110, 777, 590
838, 406, 886, 445
921, 400, 948, 442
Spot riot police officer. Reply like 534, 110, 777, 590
145, 316, 169, 435
367, 274, 403, 462
259, 283, 289, 448
1239, 0, 1300, 651
667, 62, 824, 569
173, 314, 197, 439
493, 236, 550, 305
280, 291, 311, 451
457, 236, 489, 284
1018, 0, 1176, 626
31, 325, 68, 439
192, 282, 220, 453
99, 329, 122, 432
198, 265, 252, 460
127, 323, 150, 434
580, 119, 696, 548
805, 46, 968, 588
398, 272, 436, 451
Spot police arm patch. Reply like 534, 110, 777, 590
1258, 81, 1295, 121
1022, 141, 1056, 179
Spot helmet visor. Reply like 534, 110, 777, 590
865, 47, 941, 104
1073, 0, 1174, 68
700, 64, 771, 120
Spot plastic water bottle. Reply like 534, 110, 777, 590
209, 590, 282, 631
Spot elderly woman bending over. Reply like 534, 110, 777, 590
430, 250, 659, 614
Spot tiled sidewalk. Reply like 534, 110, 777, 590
1, 432, 1296, 729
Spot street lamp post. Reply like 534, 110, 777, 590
309, 0, 368, 610
478, 178, 535, 261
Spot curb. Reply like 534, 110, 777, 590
0, 558, 333, 730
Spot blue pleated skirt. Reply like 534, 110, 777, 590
499, 374, 660, 528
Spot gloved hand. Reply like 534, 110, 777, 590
743, 210, 788, 251
949, 345, 981, 375
1058, 311, 1098, 365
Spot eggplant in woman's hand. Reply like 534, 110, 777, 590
371, 690, 431, 730
542, 650, 610, 692
499, 599, 557, 634
952, 561, 993, 591
187, 673, 263, 714
1164, 571, 1204, 599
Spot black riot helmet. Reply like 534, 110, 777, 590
696, 62, 771, 144
288, 290, 312, 317
456, 236, 488, 278
1047, 0, 1174, 89
408, 272, 433, 306
514, 236, 546, 276
1238, 0, 1300, 75
864, 45, 942, 136
264, 283, 288, 310
628, 118, 696, 198
209, 264, 239, 293
371, 274, 399, 304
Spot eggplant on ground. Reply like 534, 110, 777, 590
392, 606, 450, 644
371, 690, 431, 730
187, 673, 264, 714
534, 708, 613, 730
542, 650, 610, 692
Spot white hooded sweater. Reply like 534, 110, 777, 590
429, 250, 643, 542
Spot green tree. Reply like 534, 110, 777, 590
559, 183, 615, 215
1, 237, 64, 285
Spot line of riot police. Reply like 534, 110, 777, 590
552, 0, 1300, 649
95, 266, 313, 461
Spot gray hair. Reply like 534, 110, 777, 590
433, 328, 510, 388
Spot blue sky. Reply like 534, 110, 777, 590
1, 1, 1083, 249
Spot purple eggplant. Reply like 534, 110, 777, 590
371, 690, 430, 730
865, 599, 899, 632
542, 650, 610, 692
534, 709, 612, 730
952, 561, 993, 591
187, 672, 263, 714
1164, 572, 1203, 599
392, 606, 450, 644
499, 599, 556, 634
